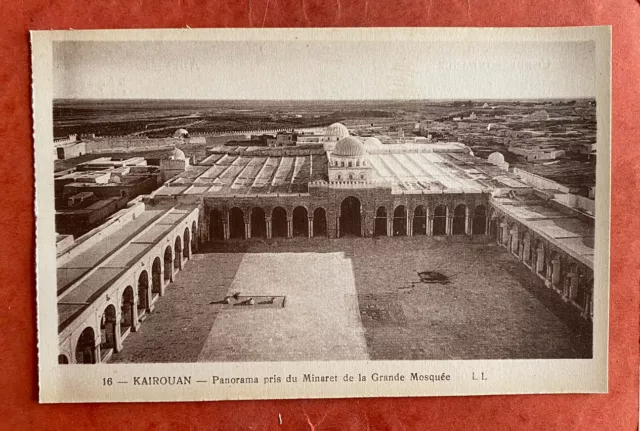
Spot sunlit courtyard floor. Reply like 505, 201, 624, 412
109, 236, 591, 363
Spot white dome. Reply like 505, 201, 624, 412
333, 137, 366, 157
325, 122, 349, 138
488, 152, 505, 165
173, 128, 189, 138
171, 147, 186, 160
363, 137, 382, 151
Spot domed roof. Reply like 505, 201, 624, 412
363, 137, 382, 150
325, 122, 349, 138
173, 128, 189, 138
171, 147, 186, 160
333, 137, 366, 157
487, 152, 505, 165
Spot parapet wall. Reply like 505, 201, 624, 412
512, 168, 571, 193
553, 193, 596, 215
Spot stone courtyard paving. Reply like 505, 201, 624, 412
110, 236, 591, 363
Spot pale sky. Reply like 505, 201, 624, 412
53, 40, 595, 100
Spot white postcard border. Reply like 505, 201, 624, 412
33, 26, 611, 403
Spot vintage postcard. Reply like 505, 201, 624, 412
33, 27, 611, 403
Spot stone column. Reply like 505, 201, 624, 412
335, 215, 340, 238
223, 220, 230, 240
446, 212, 453, 235
545, 264, 552, 288
308, 217, 314, 238
134, 296, 141, 331
407, 215, 413, 236
361, 211, 367, 237
327, 211, 337, 239
287, 218, 293, 238
427, 216, 433, 236
467, 216, 473, 235
94, 344, 101, 364
582, 290, 592, 319
266, 217, 272, 239
147, 286, 154, 312
115, 312, 124, 352
387, 216, 392, 237
159, 266, 166, 296
245, 221, 251, 239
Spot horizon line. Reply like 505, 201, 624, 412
53, 96, 596, 102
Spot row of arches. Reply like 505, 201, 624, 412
208, 199, 490, 240
62, 220, 199, 365
493, 215, 593, 318
371, 204, 488, 237
210, 206, 328, 240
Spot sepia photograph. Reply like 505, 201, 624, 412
34, 27, 610, 402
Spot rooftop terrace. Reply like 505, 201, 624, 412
57, 204, 198, 331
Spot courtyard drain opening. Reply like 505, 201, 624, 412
210, 295, 286, 309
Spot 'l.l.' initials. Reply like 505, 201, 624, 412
472, 372, 487, 381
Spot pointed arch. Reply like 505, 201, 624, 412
229, 207, 245, 239
99, 304, 117, 357
209, 209, 224, 241
251, 207, 266, 238
313, 207, 327, 237
473, 205, 487, 235
452, 204, 466, 235
293, 206, 308, 237
374, 206, 387, 237
75, 327, 96, 364
393, 205, 407, 237
339, 197, 361, 237
272, 207, 288, 238
413, 206, 427, 235
433, 205, 447, 236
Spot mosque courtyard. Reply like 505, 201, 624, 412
109, 236, 591, 363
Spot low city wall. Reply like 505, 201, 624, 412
85, 137, 180, 154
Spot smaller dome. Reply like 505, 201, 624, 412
171, 147, 186, 161
333, 136, 366, 157
173, 128, 189, 138
325, 122, 349, 138
488, 152, 505, 165
363, 137, 382, 150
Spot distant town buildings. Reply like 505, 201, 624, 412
54, 156, 161, 238
54, 119, 596, 364
54, 134, 85, 160
508, 146, 566, 161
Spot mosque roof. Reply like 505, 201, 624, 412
333, 137, 366, 157
325, 122, 349, 138
363, 137, 383, 150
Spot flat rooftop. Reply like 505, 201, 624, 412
155, 149, 328, 197
367, 151, 527, 193
57, 204, 197, 332
491, 195, 594, 268
154, 142, 529, 197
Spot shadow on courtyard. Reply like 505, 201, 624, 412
196, 235, 592, 360
112, 236, 591, 362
